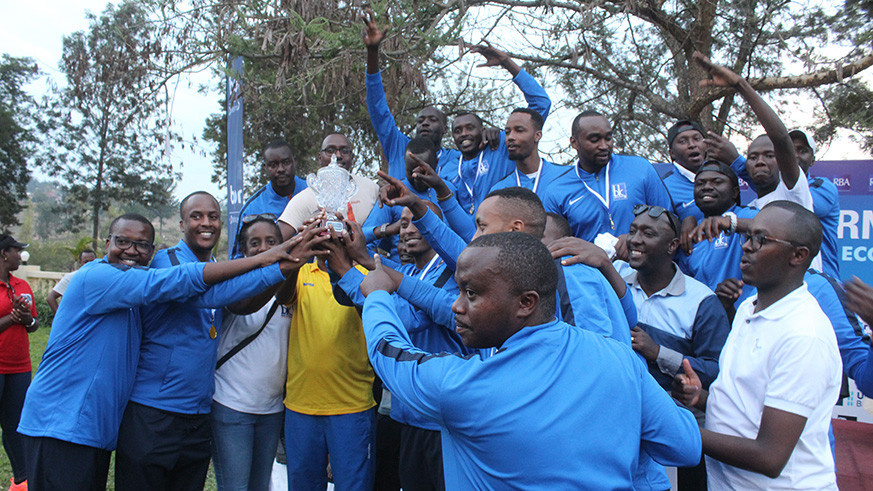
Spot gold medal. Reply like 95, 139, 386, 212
210, 325, 217, 339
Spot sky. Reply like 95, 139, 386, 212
0, 0, 221, 201
2, 1, 869, 206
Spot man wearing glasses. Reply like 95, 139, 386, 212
230, 139, 308, 257
18, 213, 308, 490
278, 133, 380, 239
674, 201, 840, 489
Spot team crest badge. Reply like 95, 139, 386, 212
612, 183, 628, 200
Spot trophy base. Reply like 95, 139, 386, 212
326, 220, 344, 232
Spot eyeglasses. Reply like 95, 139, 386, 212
742, 233, 804, 252
109, 235, 154, 254
321, 146, 353, 156
632, 204, 680, 237
242, 213, 277, 224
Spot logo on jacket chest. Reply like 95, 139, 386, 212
612, 183, 627, 200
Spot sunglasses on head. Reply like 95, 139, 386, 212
632, 204, 680, 238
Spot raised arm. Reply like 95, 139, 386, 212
694, 52, 799, 188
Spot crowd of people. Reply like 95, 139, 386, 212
2, 9, 873, 491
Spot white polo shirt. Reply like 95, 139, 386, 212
705, 283, 840, 491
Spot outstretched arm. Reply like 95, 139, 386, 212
694, 52, 799, 188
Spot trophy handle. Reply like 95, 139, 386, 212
306, 173, 320, 192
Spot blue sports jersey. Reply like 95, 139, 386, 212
543, 154, 672, 240
362, 291, 701, 489
805, 270, 873, 396
337, 259, 472, 431
808, 177, 841, 278
677, 205, 759, 307
129, 240, 286, 414
230, 177, 308, 258
661, 163, 704, 222
366, 71, 462, 182
454, 69, 552, 214
18, 259, 208, 450
489, 159, 570, 198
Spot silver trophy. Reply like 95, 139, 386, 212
306, 155, 358, 232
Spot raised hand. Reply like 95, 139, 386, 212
361, 8, 387, 48
548, 236, 609, 268
694, 51, 743, 88
691, 216, 731, 244
845, 276, 873, 326
467, 40, 521, 76
672, 359, 703, 408
481, 127, 501, 151
679, 216, 698, 255
409, 153, 452, 197
360, 254, 398, 297
344, 219, 377, 270
277, 222, 332, 274
705, 131, 740, 165
376, 170, 428, 218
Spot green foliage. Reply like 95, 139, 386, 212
38, 0, 181, 244
0, 55, 40, 230
33, 290, 55, 330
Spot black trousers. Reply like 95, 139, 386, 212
398, 423, 445, 491
115, 401, 212, 491
22, 435, 111, 491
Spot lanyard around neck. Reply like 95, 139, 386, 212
516, 158, 544, 194
458, 152, 485, 199
576, 160, 610, 211
417, 254, 441, 281
576, 160, 615, 230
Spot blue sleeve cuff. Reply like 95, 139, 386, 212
619, 287, 638, 328
338, 267, 368, 306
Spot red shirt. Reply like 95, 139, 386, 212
0, 274, 36, 373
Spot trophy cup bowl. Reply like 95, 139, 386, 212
306, 163, 358, 232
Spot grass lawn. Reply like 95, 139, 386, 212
0, 323, 218, 490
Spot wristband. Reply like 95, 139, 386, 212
722, 211, 737, 235
379, 223, 388, 238
437, 190, 454, 202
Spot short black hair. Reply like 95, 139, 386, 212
483, 187, 546, 239
238, 217, 282, 255
467, 232, 557, 315
179, 191, 220, 219
406, 137, 438, 169
79, 249, 96, 259
453, 111, 483, 126
571, 110, 607, 138
545, 212, 573, 239
762, 201, 823, 259
108, 214, 156, 242
510, 108, 544, 131
420, 106, 448, 128
263, 139, 295, 160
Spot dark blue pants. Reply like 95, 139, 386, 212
1, 371, 31, 482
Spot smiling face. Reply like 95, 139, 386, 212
415, 107, 446, 146
694, 170, 739, 217
263, 145, 296, 190
452, 114, 484, 159
505, 111, 541, 162
626, 213, 679, 273
746, 136, 780, 194
180, 194, 221, 259
570, 115, 613, 172
106, 219, 155, 267
670, 129, 706, 172
241, 221, 281, 257
452, 246, 518, 348
399, 207, 435, 261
